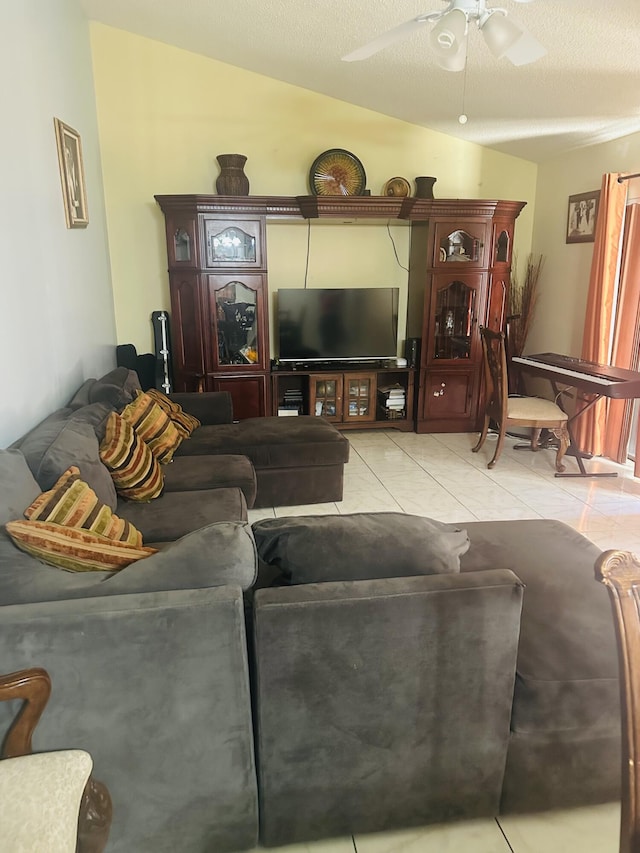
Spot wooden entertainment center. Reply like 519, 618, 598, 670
155, 194, 525, 432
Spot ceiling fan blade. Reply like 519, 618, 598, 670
504, 28, 547, 66
342, 17, 429, 62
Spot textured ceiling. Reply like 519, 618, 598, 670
80, 0, 640, 163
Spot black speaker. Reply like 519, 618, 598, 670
405, 337, 421, 369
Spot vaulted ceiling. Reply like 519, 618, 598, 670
80, 0, 640, 163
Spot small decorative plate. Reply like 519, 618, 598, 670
382, 177, 411, 198
309, 149, 367, 196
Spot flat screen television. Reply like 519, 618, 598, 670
277, 287, 399, 364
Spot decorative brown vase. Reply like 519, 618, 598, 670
216, 154, 250, 196
414, 176, 437, 199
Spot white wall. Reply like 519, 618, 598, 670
528, 133, 640, 357
0, 0, 116, 446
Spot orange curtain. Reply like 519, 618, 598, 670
603, 204, 640, 464
574, 173, 627, 455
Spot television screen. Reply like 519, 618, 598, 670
278, 287, 399, 362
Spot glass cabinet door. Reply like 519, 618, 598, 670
432, 278, 479, 361
344, 374, 376, 422
212, 278, 262, 368
203, 218, 264, 269
433, 221, 490, 267
310, 375, 342, 422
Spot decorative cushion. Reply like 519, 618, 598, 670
0, 751, 93, 853
26, 466, 143, 546
252, 512, 470, 586
120, 393, 183, 463
99, 412, 164, 501
5, 520, 157, 572
145, 388, 201, 437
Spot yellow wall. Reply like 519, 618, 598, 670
89, 24, 538, 355
529, 134, 640, 358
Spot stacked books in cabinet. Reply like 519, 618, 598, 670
377, 383, 406, 420
278, 388, 304, 416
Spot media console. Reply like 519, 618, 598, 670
271, 366, 415, 431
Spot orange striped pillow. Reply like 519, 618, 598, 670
144, 389, 201, 438
5, 520, 157, 573
99, 412, 164, 501
25, 466, 143, 546
121, 393, 183, 462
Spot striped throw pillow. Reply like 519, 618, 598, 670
5, 520, 157, 573
25, 466, 143, 546
99, 412, 164, 501
144, 389, 201, 438
121, 393, 183, 462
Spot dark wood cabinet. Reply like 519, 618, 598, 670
408, 200, 526, 433
156, 199, 270, 416
156, 195, 525, 431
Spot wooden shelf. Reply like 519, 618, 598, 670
155, 194, 526, 223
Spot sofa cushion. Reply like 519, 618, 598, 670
18, 412, 117, 511
162, 454, 256, 507
120, 393, 183, 463
116, 486, 248, 543
67, 378, 97, 409
99, 413, 164, 502
252, 512, 470, 586
5, 520, 157, 573
100, 521, 258, 594
0, 449, 42, 526
26, 466, 143, 546
87, 367, 141, 409
145, 388, 201, 437
176, 416, 350, 469
461, 519, 617, 735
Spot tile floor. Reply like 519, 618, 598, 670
248, 427, 639, 852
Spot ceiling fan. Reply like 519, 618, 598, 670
342, 0, 546, 72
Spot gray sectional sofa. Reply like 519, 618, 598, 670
0, 366, 622, 852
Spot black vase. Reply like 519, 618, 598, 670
414, 176, 437, 199
216, 154, 250, 196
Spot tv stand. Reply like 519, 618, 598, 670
271, 365, 415, 430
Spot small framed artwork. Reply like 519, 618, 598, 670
566, 190, 600, 244
54, 118, 88, 228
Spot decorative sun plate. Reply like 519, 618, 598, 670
309, 149, 367, 196
382, 176, 411, 198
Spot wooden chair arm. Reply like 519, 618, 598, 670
0, 667, 51, 759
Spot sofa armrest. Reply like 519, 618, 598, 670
169, 391, 234, 424
0, 586, 258, 853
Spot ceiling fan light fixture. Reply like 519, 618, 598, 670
503, 29, 548, 66
429, 8, 468, 57
480, 11, 524, 59
434, 39, 468, 72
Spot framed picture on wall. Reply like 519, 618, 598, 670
566, 190, 600, 244
54, 118, 89, 228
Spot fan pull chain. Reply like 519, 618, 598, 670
458, 63, 468, 124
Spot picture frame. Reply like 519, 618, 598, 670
566, 190, 600, 244
54, 118, 88, 228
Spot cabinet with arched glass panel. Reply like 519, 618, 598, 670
157, 203, 270, 415
407, 201, 526, 433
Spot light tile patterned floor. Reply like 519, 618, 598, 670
248, 428, 636, 852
